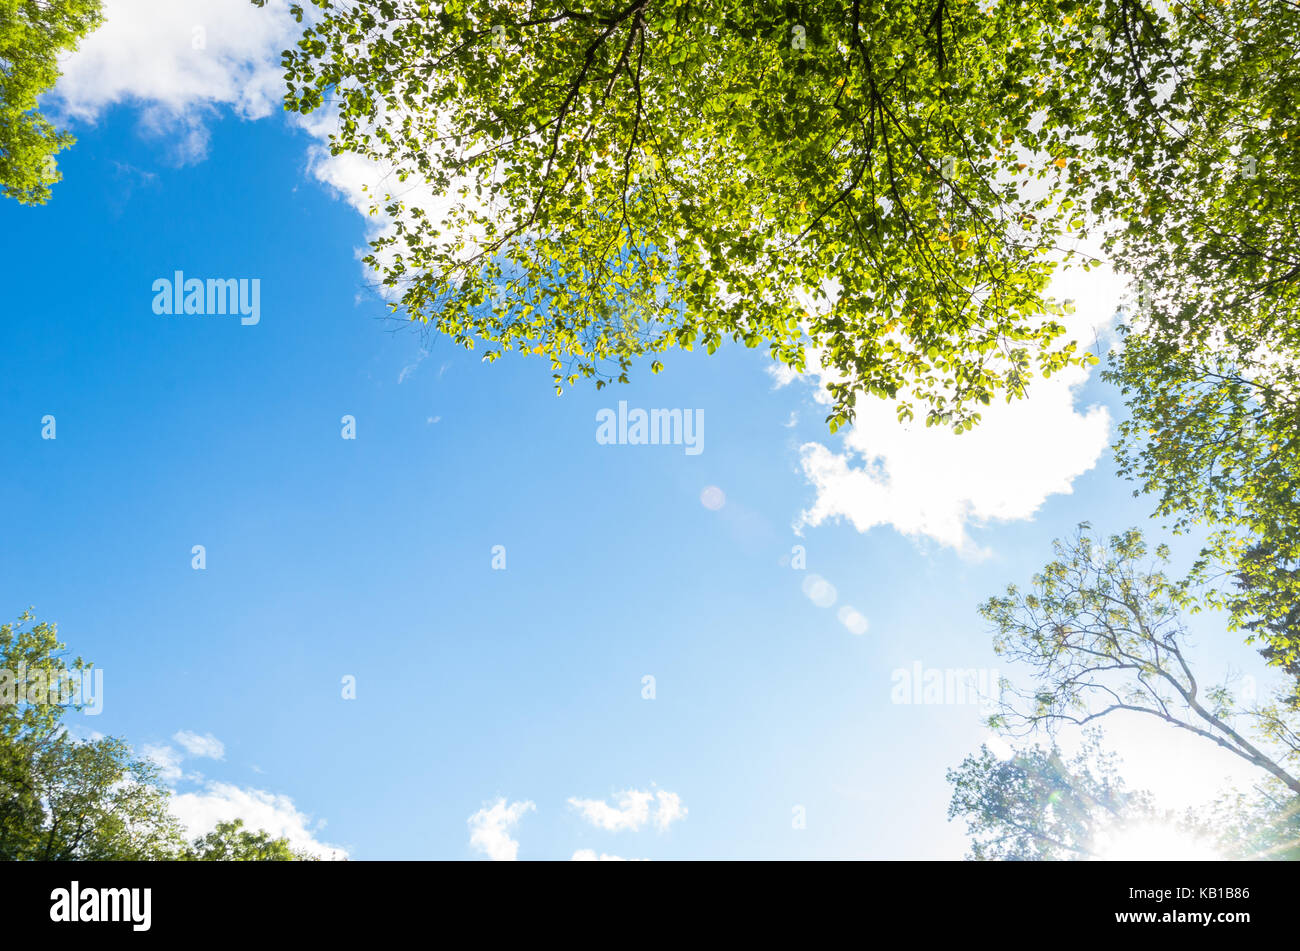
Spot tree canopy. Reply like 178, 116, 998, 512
981, 525, 1300, 796
1108, 329, 1300, 697
265, 1, 1298, 433
0, 0, 103, 204
270, 0, 1125, 431
269, 0, 1300, 691
183, 819, 317, 861
0, 610, 181, 860
0, 611, 317, 861
952, 524, 1300, 859
948, 732, 1300, 860
1038, 0, 1300, 685
947, 732, 1153, 860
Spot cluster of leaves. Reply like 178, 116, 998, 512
1189, 784, 1300, 861
947, 731, 1153, 860
0, 0, 103, 204
1108, 326, 1300, 695
0, 610, 181, 859
949, 731, 1300, 860
181, 819, 319, 861
0, 611, 316, 861
1067, 0, 1300, 337
1237, 544, 1300, 707
1076, 0, 1300, 688
269, 0, 1109, 430
981, 525, 1300, 796
959, 516, 1300, 855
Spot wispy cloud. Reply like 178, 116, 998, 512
398, 348, 429, 384
172, 730, 224, 760
141, 743, 184, 783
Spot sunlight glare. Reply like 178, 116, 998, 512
1093, 823, 1223, 861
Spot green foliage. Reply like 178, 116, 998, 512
16, 735, 185, 860
1108, 325, 1300, 697
1068, 0, 1300, 345
0, 611, 183, 860
265, 0, 1295, 662
0, 0, 104, 204
264, 3, 1300, 460
1084, 0, 1300, 692
269, 0, 1112, 430
183, 819, 316, 861
947, 732, 1151, 860
0, 611, 319, 861
957, 520, 1300, 859
1190, 783, 1300, 861
949, 732, 1300, 861
981, 526, 1300, 797
1238, 545, 1300, 708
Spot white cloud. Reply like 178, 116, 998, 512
140, 729, 222, 783
141, 743, 184, 783
172, 730, 225, 760
780, 267, 1120, 556
170, 781, 346, 859
794, 386, 1109, 558
141, 729, 341, 858
568, 789, 687, 833
652, 791, 687, 831
568, 789, 654, 832
468, 798, 535, 861
50, 0, 300, 162
571, 849, 645, 861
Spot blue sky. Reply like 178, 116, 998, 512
0, 0, 1281, 860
